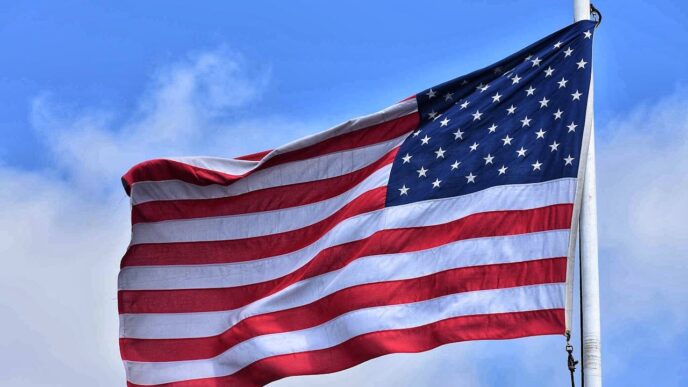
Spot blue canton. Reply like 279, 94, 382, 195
386, 21, 595, 206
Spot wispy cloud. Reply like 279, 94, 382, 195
0, 46, 282, 386
595, 87, 688, 385
0, 166, 127, 386
598, 86, 688, 325
27, 46, 274, 192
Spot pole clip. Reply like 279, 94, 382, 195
590, 3, 602, 28
566, 330, 579, 387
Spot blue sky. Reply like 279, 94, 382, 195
1, 1, 687, 386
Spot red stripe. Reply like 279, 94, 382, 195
121, 257, 566, 362
121, 112, 418, 193
126, 308, 565, 387
121, 185, 387, 268
258, 112, 417, 169
118, 204, 572, 313
234, 150, 271, 161
131, 149, 396, 224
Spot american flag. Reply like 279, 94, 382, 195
119, 20, 594, 386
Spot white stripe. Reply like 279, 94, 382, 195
131, 134, 406, 205
130, 164, 391, 245
124, 283, 564, 385
166, 99, 418, 176
120, 230, 568, 339
122, 178, 576, 288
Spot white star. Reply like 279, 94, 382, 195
525, 55, 533, 61
427, 111, 438, 120
531, 160, 543, 171
531, 56, 542, 67
469, 142, 479, 152
558, 77, 568, 88
491, 92, 502, 103
516, 147, 527, 157
584, 30, 592, 39
498, 165, 508, 175
521, 116, 532, 127
432, 178, 442, 189
511, 74, 522, 84
564, 47, 574, 57
451, 160, 461, 170
483, 154, 495, 165
402, 153, 412, 163
502, 134, 513, 146
461, 79, 469, 85
472, 109, 483, 121
444, 92, 454, 101
544, 66, 555, 77
539, 97, 550, 108
399, 185, 409, 196
567, 122, 578, 133
426, 89, 436, 99
535, 128, 546, 139
453, 128, 465, 140
487, 123, 498, 133
417, 166, 428, 178
571, 90, 583, 101
412, 130, 421, 137
550, 141, 560, 152
435, 147, 446, 159
525, 86, 536, 96
564, 154, 575, 165
420, 135, 431, 145
440, 117, 450, 127
577, 58, 588, 69
506, 105, 517, 115
477, 83, 490, 92
553, 109, 564, 120
465, 173, 476, 183
459, 100, 470, 109
553, 41, 563, 49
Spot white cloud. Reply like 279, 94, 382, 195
595, 87, 688, 384
1, 43, 687, 386
0, 167, 126, 386
597, 87, 688, 324
0, 46, 281, 387
27, 46, 273, 192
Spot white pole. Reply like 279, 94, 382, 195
574, 1, 602, 386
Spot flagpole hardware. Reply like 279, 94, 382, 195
566, 330, 579, 387
590, 3, 602, 27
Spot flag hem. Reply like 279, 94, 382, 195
565, 66, 595, 331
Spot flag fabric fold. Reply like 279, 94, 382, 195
119, 20, 595, 386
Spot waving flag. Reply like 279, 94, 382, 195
119, 20, 595, 386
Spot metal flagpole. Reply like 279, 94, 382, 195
573, 1, 602, 386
